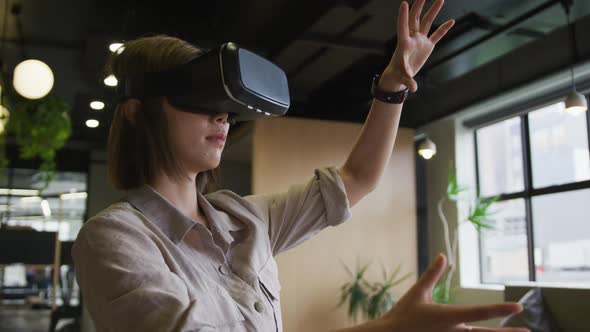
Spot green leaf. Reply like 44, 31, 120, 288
340, 259, 353, 277
6, 94, 72, 190
338, 261, 372, 322
468, 195, 500, 232
389, 272, 412, 288
431, 272, 458, 304
447, 162, 467, 201
338, 261, 410, 321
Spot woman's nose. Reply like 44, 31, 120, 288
212, 112, 228, 124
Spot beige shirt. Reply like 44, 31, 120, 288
72, 167, 351, 332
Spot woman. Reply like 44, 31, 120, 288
72, 1, 528, 331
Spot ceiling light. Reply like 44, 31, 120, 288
109, 42, 124, 53
86, 119, 99, 128
565, 90, 587, 115
20, 196, 41, 203
13, 59, 54, 99
418, 137, 437, 160
60, 192, 88, 200
562, 1, 587, 115
90, 101, 105, 110
0, 188, 40, 196
104, 74, 118, 87
41, 199, 51, 217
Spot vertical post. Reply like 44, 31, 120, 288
473, 130, 486, 283
521, 114, 536, 281
52, 196, 63, 310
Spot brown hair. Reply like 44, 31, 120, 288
106, 35, 218, 193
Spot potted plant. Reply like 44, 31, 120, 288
432, 163, 499, 304
338, 260, 411, 322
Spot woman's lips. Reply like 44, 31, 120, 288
205, 134, 226, 146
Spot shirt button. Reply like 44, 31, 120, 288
218, 265, 230, 276
254, 301, 265, 313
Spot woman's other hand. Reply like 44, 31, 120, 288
380, 254, 529, 332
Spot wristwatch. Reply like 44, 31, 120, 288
370, 74, 409, 104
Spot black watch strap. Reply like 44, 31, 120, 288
370, 74, 409, 104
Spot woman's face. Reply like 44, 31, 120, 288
163, 99, 229, 175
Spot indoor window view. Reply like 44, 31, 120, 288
0, 0, 588, 332
476, 101, 590, 285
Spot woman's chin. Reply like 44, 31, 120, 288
205, 158, 222, 170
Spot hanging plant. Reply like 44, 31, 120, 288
0, 103, 10, 170
6, 94, 71, 190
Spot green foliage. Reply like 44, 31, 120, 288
446, 162, 467, 201
446, 162, 500, 232
338, 261, 411, 322
366, 264, 411, 320
467, 195, 500, 232
437, 163, 501, 303
0, 92, 10, 171
6, 94, 72, 190
431, 274, 457, 304
338, 261, 371, 322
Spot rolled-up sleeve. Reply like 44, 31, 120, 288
72, 216, 227, 332
245, 166, 352, 256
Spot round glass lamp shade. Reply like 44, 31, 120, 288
565, 90, 588, 115
103, 74, 118, 87
418, 138, 437, 160
13, 59, 55, 99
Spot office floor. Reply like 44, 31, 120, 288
0, 307, 50, 332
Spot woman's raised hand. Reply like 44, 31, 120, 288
379, 0, 455, 92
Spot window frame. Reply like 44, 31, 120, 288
473, 94, 590, 284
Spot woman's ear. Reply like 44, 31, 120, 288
120, 98, 142, 125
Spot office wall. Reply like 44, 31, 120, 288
252, 117, 417, 331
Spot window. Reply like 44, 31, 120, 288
1, 168, 87, 306
2, 169, 87, 241
475, 99, 590, 285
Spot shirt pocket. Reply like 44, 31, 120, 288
190, 285, 246, 329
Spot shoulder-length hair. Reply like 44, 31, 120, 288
106, 35, 218, 193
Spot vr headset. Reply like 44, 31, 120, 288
117, 42, 290, 123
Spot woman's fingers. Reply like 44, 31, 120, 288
436, 302, 523, 324
420, 0, 445, 34
397, 1, 410, 42
429, 19, 455, 44
408, 0, 425, 33
414, 253, 446, 295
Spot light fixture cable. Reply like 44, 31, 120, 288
563, 0, 577, 91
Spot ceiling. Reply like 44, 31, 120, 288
0, 0, 589, 152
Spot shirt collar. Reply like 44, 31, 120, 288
124, 184, 243, 246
